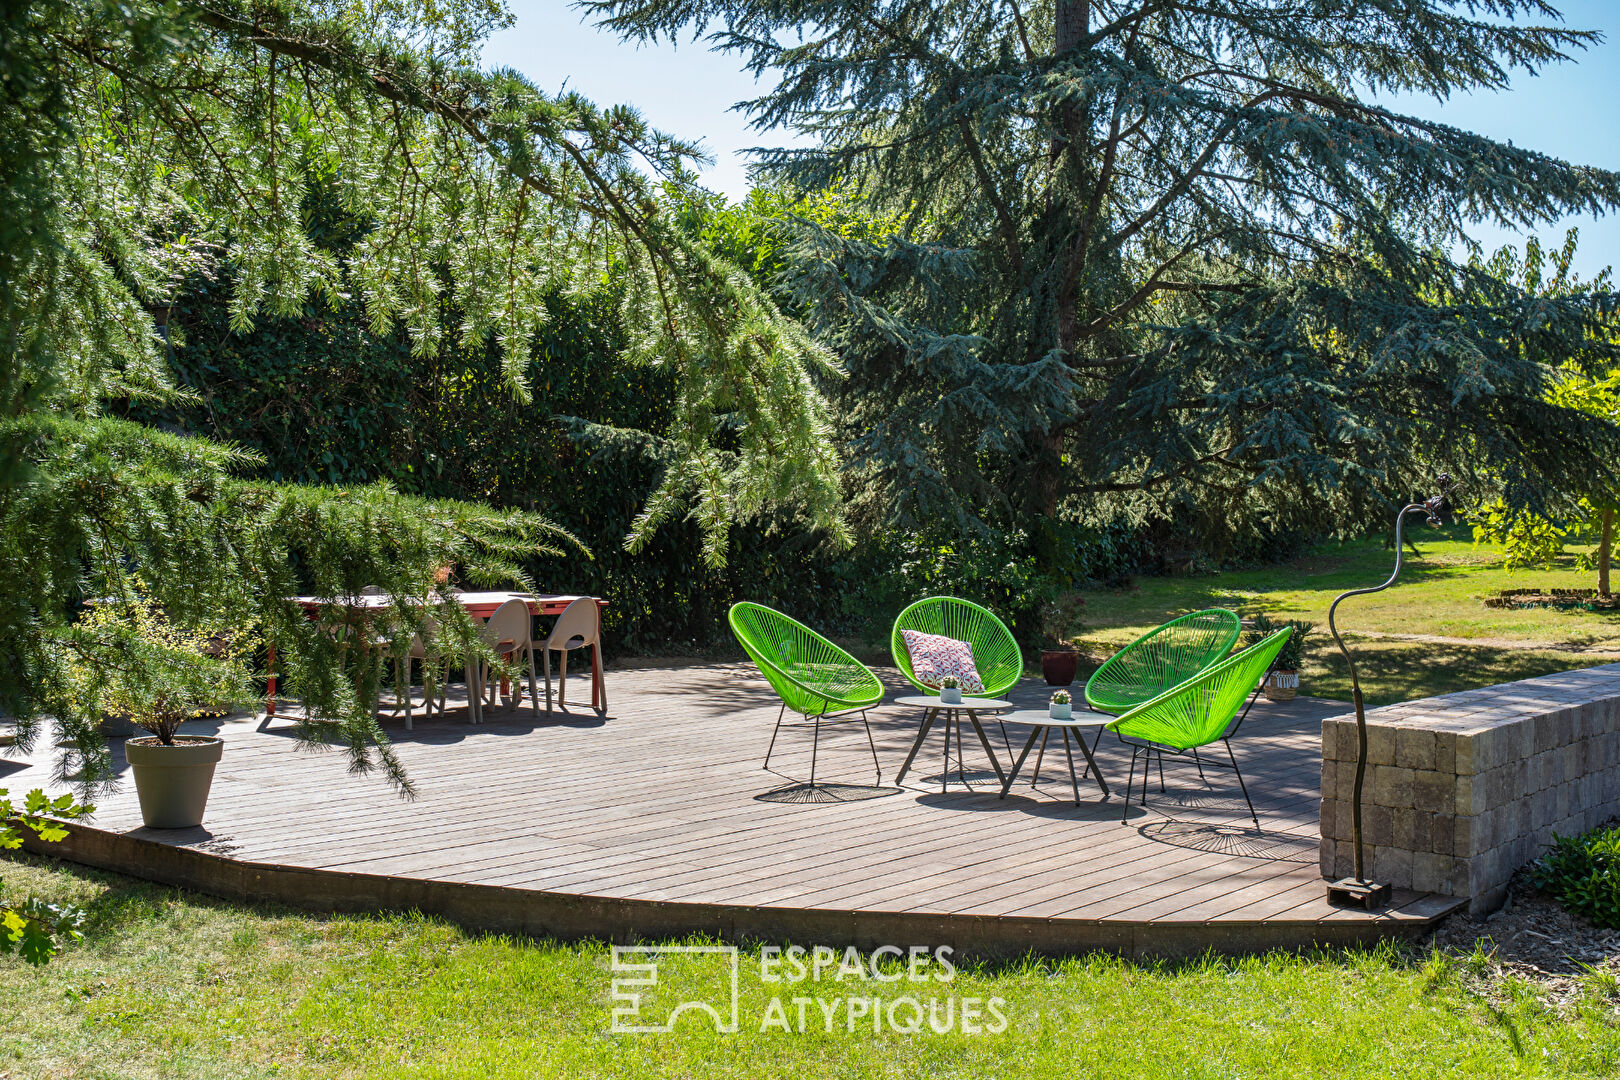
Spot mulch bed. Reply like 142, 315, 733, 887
1432, 871, 1620, 1005
1484, 588, 1620, 612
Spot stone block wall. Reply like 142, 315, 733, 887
1320, 664, 1620, 914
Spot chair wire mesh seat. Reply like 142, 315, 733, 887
1079, 607, 1241, 781
729, 602, 885, 786
890, 596, 1023, 699
1106, 626, 1294, 825
1084, 608, 1242, 716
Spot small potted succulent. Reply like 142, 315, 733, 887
1039, 592, 1086, 686
1049, 688, 1073, 720
1244, 613, 1314, 702
938, 674, 963, 705
69, 599, 259, 828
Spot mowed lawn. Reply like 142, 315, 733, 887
1, 857, 1617, 1080
1072, 526, 1620, 705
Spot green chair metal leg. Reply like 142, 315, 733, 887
1226, 738, 1258, 827
764, 703, 788, 772
1121, 745, 1138, 822
810, 711, 822, 786
861, 710, 882, 784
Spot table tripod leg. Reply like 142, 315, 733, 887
1000, 726, 1044, 799
966, 711, 1005, 786
894, 708, 938, 786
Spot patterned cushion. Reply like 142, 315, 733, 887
900, 629, 985, 694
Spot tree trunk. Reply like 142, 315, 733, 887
1033, 0, 1090, 516
1600, 508, 1614, 598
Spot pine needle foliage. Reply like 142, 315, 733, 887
589, 0, 1620, 538
1, 0, 844, 791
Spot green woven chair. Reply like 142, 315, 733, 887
1106, 626, 1293, 825
729, 602, 885, 785
1084, 608, 1242, 716
890, 596, 1022, 699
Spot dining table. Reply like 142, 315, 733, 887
267, 590, 608, 723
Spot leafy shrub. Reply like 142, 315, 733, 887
1529, 826, 1620, 928
1243, 613, 1314, 671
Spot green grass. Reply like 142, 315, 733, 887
6, 856, 1620, 1079
1073, 526, 1620, 705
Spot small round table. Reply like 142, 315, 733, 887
891, 695, 1013, 793
996, 709, 1112, 804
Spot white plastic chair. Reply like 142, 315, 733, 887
473, 598, 539, 719
534, 597, 605, 715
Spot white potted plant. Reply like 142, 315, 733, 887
1049, 688, 1072, 720
1244, 614, 1314, 702
70, 600, 258, 828
938, 674, 963, 705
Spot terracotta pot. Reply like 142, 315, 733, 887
125, 735, 223, 828
1041, 648, 1079, 687
1263, 670, 1300, 702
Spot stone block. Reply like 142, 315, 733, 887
1337, 763, 1357, 801
1532, 789, 1555, 830
1371, 765, 1415, 809
1454, 773, 1482, 816
1453, 816, 1476, 859
1534, 712, 1559, 753
1561, 742, 1585, 782
1431, 813, 1456, 855
1482, 765, 1517, 810
1363, 803, 1394, 848
1367, 725, 1397, 766
1397, 728, 1437, 771
1326, 720, 1357, 762
1392, 807, 1417, 851
1412, 770, 1455, 814
1453, 734, 1477, 776
1434, 731, 1457, 775
1372, 845, 1414, 887
1558, 708, 1577, 746
1526, 751, 1551, 792
1502, 721, 1534, 763
1412, 852, 1454, 894
1335, 840, 1355, 879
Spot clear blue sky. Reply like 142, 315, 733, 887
486, 0, 1620, 279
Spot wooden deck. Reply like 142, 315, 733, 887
10, 665, 1462, 957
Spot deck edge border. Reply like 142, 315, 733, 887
22, 822, 1465, 960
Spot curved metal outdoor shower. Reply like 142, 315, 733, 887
1326, 476, 1458, 909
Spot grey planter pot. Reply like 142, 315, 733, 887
124, 736, 223, 828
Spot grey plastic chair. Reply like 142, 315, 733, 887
534, 597, 606, 714
474, 598, 540, 719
